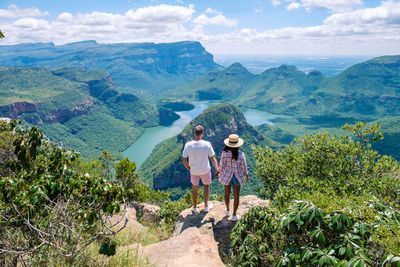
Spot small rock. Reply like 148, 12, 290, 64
132, 202, 160, 224
0, 117, 11, 123
110, 207, 144, 232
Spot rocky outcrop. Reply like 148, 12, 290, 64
173, 195, 270, 257
121, 196, 268, 266
42, 97, 94, 123
139, 227, 224, 267
0, 98, 94, 125
0, 102, 38, 119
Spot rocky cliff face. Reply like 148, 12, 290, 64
0, 98, 93, 125
140, 103, 275, 191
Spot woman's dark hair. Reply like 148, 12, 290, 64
224, 145, 239, 160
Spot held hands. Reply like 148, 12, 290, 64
244, 175, 248, 183
215, 170, 220, 178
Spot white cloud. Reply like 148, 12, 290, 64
1, 4, 197, 44
57, 12, 73, 23
0, 4, 49, 18
300, 0, 363, 12
2, 2, 400, 55
14, 18, 51, 30
324, 0, 400, 25
125, 4, 194, 23
286, 2, 301, 10
194, 14, 238, 27
205, 8, 220, 14
271, 0, 282, 7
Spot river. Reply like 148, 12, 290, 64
123, 101, 276, 167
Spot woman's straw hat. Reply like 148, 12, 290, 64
224, 134, 244, 148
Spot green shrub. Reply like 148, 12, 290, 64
231, 201, 400, 266
230, 206, 281, 266
242, 122, 400, 266
0, 122, 127, 265
254, 122, 399, 207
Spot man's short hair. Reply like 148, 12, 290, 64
194, 125, 204, 136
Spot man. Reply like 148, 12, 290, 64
182, 125, 219, 213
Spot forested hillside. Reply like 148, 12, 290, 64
171, 55, 400, 122
0, 41, 221, 97
0, 67, 168, 157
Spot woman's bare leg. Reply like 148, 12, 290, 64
224, 185, 231, 212
233, 185, 240, 216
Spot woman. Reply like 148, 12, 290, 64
216, 134, 248, 221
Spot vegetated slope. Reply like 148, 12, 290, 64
0, 40, 221, 98
0, 67, 163, 157
172, 55, 400, 122
372, 116, 400, 161
139, 103, 283, 196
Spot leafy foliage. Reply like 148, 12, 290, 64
230, 201, 399, 267
230, 206, 280, 266
231, 122, 400, 266
0, 122, 127, 264
254, 122, 398, 205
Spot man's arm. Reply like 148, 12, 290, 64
210, 156, 219, 177
182, 157, 190, 171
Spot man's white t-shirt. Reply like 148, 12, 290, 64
182, 140, 215, 175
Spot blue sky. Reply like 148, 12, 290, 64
1, 0, 400, 55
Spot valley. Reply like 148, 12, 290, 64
1, 40, 400, 189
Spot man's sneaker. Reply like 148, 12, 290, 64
225, 208, 230, 217
231, 214, 240, 221
203, 202, 213, 213
191, 207, 198, 213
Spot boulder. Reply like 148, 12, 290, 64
140, 227, 224, 267
0, 117, 11, 123
173, 195, 269, 256
110, 206, 144, 232
132, 202, 160, 223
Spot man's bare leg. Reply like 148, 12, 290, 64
233, 185, 240, 216
192, 185, 199, 208
204, 184, 210, 207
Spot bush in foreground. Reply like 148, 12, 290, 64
231, 122, 400, 266
0, 122, 127, 265
231, 202, 400, 267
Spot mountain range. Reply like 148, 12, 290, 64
0, 40, 221, 98
169, 56, 400, 123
